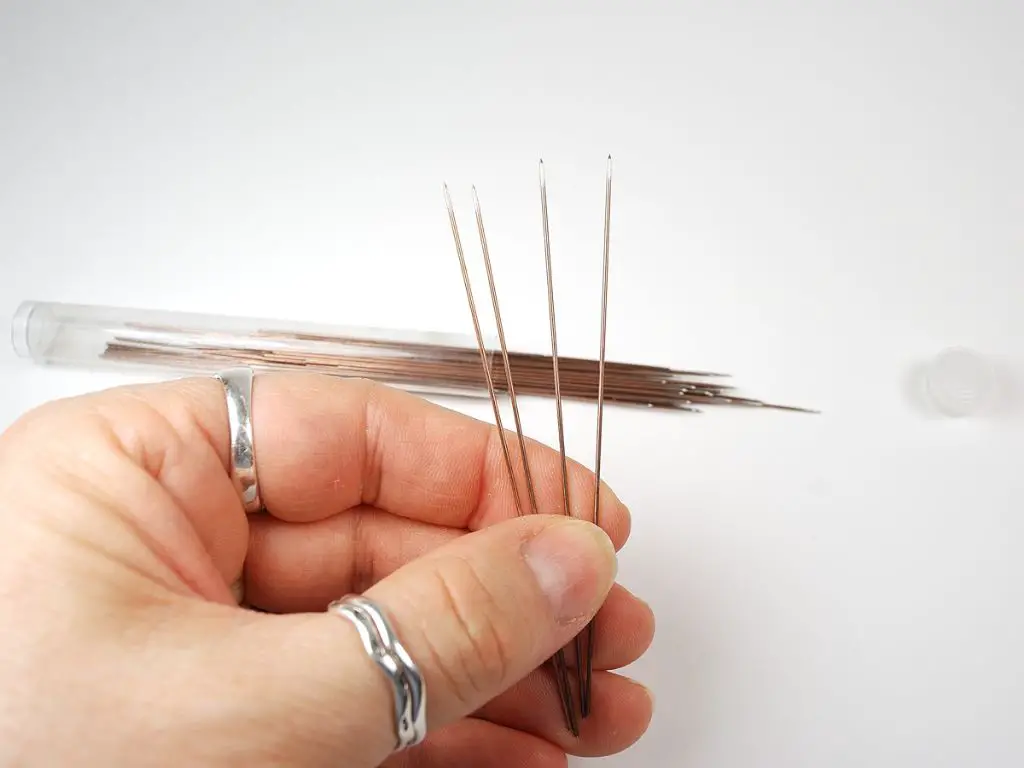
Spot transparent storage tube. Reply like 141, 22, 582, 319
11, 300, 495, 401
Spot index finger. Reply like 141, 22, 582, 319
182, 372, 629, 535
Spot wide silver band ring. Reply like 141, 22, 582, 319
214, 366, 263, 514
327, 595, 427, 751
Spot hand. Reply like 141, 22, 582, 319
0, 373, 654, 766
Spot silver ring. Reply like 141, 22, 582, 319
214, 366, 262, 514
327, 595, 427, 751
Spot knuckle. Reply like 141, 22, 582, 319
358, 379, 386, 507
427, 559, 513, 706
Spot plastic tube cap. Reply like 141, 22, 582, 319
921, 347, 997, 418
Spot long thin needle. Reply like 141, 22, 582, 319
582, 155, 612, 717
539, 160, 583, 733
474, 186, 579, 734
539, 162, 572, 527
473, 187, 540, 515
444, 184, 525, 517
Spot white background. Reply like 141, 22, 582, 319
2, 1, 1022, 765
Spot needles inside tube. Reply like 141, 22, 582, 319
96, 329, 811, 413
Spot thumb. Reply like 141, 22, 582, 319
363, 514, 617, 727
211, 514, 616, 766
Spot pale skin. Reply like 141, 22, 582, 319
0, 372, 655, 767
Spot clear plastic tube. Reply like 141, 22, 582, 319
11, 300, 496, 400
9, 300, 799, 413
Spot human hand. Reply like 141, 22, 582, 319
0, 372, 654, 766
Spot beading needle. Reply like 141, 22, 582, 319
444, 184, 525, 517
539, 159, 584, 731
582, 155, 612, 717
473, 187, 540, 515
539, 162, 573, 528
473, 186, 578, 735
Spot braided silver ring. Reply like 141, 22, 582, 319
328, 595, 427, 750
214, 366, 262, 514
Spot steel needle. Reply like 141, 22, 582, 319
473, 187, 540, 516
582, 155, 612, 717
444, 184, 525, 517
474, 185, 578, 735
539, 159, 584, 731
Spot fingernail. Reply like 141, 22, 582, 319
524, 520, 617, 623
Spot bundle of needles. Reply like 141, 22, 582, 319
445, 157, 729, 735
100, 328, 801, 413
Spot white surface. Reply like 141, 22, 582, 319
2, 1, 1023, 765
